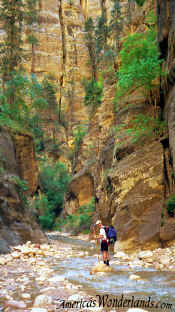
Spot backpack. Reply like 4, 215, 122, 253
105, 226, 117, 244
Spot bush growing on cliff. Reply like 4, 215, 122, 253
34, 162, 71, 229
73, 125, 87, 153
0, 72, 48, 131
56, 197, 95, 234
115, 28, 163, 106
83, 78, 103, 113
165, 195, 175, 217
39, 162, 71, 214
114, 114, 167, 144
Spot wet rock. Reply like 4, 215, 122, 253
159, 255, 170, 265
114, 251, 129, 259
21, 293, 31, 299
138, 251, 153, 259
68, 294, 84, 300
4, 299, 27, 309
90, 262, 114, 274
48, 275, 65, 283
33, 295, 52, 308
11, 251, 21, 259
0, 257, 6, 265
129, 274, 141, 281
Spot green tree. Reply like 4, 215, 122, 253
84, 18, 97, 80
115, 28, 163, 104
39, 162, 71, 215
0, 0, 38, 82
0, 72, 48, 131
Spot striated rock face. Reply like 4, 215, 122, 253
61, 0, 166, 250
0, 128, 46, 253
111, 142, 163, 251
157, 0, 175, 245
1, 0, 173, 251
12, 132, 38, 195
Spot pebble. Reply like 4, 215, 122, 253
129, 274, 141, 281
21, 293, 31, 299
33, 295, 52, 307
68, 294, 84, 301
4, 300, 27, 309
48, 275, 65, 283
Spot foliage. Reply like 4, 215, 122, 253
0, 0, 38, 81
115, 28, 163, 103
95, 9, 109, 64
166, 195, 175, 217
34, 194, 54, 229
114, 114, 167, 144
84, 18, 97, 79
84, 78, 103, 113
33, 162, 71, 230
10, 175, 28, 192
73, 125, 87, 153
39, 162, 71, 215
109, 0, 123, 52
134, 0, 146, 6
42, 75, 58, 111
57, 197, 95, 233
28, 114, 45, 152
10, 175, 28, 201
125, 114, 167, 143
0, 72, 48, 131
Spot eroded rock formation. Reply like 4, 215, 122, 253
0, 128, 46, 253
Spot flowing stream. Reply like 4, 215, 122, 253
1, 233, 175, 311
49, 234, 175, 312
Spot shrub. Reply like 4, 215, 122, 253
125, 114, 167, 144
33, 162, 71, 230
57, 197, 95, 234
134, 0, 146, 6
39, 162, 71, 215
34, 194, 54, 229
84, 78, 103, 113
115, 28, 163, 103
73, 125, 87, 153
166, 195, 175, 217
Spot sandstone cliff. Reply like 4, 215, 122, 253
26, 0, 175, 251
0, 128, 46, 253
1, 0, 175, 253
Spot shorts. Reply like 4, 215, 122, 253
101, 240, 108, 252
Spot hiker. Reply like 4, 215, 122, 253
95, 220, 110, 266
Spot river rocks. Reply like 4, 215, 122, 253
159, 255, 170, 265
68, 294, 84, 301
33, 295, 52, 308
129, 274, 141, 281
114, 251, 129, 260
21, 293, 31, 299
48, 275, 65, 283
90, 262, 114, 274
4, 299, 27, 309
138, 250, 153, 259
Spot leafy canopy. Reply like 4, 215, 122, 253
116, 29, 162, 101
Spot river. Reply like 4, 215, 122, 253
0, 232, 175, 311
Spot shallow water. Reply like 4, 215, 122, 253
1, 234, 175, 311
51, 236, 175, 312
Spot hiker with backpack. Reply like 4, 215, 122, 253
95, 220, 117, 266
95, 220, 110, 266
